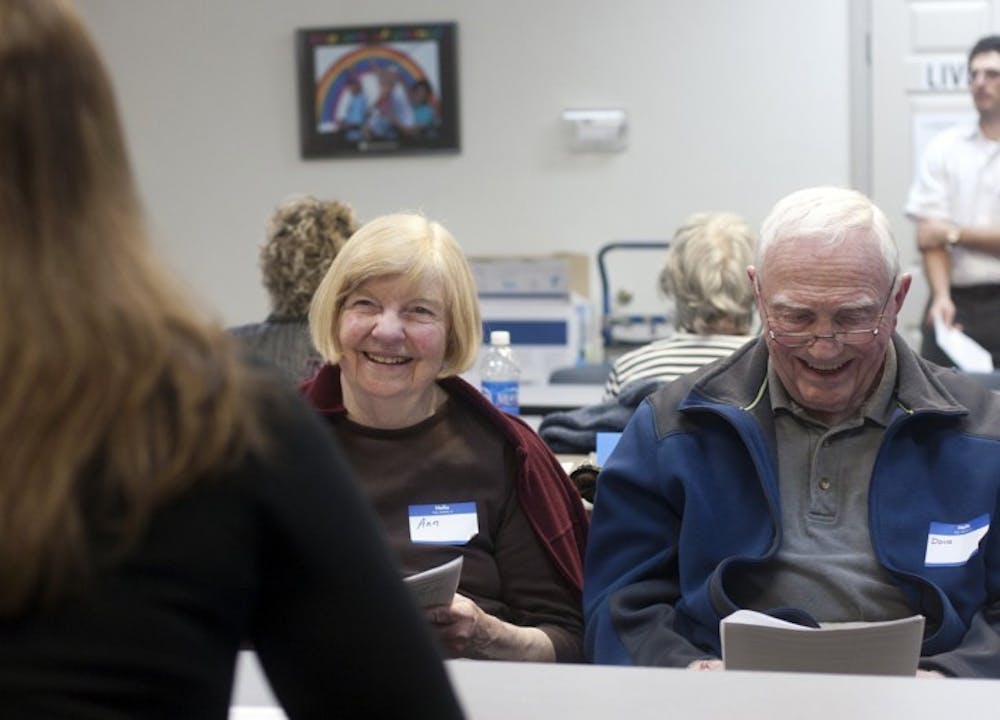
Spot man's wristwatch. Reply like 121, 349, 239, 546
946, 225, 961, 247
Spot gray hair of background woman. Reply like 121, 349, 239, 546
755, 186, 899, 286
660, 212, 756, 335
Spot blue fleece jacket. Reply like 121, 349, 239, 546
584, 335, 1000, 677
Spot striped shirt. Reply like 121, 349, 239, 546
603, 332, 756, 400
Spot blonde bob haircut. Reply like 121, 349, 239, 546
309, 213, 482, 376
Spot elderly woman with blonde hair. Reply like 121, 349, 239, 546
302, 212, 588, 662
603, 212, 758, 398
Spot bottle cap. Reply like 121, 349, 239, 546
489, 330, 511, 346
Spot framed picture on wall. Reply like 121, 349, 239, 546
296, 21, 460, 158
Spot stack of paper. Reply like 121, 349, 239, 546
721, 609, 925, 676
934, 317, 994, 372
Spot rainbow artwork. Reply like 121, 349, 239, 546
297, 22, 457, 156
313, 43, 436, 132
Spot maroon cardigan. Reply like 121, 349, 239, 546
300, 365, 588, 591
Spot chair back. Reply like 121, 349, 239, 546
548, 362, 612, 385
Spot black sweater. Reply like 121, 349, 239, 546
0, 381, 463, 719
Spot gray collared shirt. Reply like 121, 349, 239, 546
742, 343, 913, 622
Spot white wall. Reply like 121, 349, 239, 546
75, 0, 851, 326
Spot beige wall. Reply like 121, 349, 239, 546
75, 0, 851, 325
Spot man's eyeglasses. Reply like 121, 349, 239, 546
759, 285, 893, 349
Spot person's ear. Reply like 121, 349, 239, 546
893, 273, 912, 312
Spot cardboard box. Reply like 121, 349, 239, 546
468, 253, 589, 299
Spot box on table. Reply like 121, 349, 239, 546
468, 253, 589, 300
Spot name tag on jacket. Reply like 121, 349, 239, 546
924, 514, 990, 567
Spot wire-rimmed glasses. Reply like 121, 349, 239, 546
761, 288, 892, 349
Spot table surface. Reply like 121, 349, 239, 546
230, 653, 1000, 719
442, 660, 1000, 718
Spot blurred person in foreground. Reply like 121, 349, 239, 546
230, 195, 359, 384
585, 186, 1000, 678
602, 212, 757, 400
0, 1, 463, 716
302, 213, 588, 662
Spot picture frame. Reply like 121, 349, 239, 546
296, 21, 460, 158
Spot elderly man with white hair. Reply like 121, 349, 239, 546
584, 186, 1000, 678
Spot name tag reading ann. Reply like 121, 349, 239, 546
409, 502, 479, 545
924, 514, 990, 567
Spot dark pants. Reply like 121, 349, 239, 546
920, 284, 1000, 368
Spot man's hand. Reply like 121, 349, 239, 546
926, 294, 959, 330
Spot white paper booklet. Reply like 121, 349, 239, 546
934, 316, 994, 372
403, 555, 463, 608
721, 609, 925, 676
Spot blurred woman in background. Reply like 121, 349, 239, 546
603, 212, 757, 398
231, 195, 359, 384
539, 212, 756, 458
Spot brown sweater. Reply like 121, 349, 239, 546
302, 366, 588, 589
329, 396, 584, 661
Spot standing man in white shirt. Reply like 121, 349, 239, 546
906, 35, 1000, 367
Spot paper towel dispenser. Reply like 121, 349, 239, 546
561, 108, 627, 152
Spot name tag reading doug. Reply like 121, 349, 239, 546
924, 513, 990, 567
409, 502, 479, 545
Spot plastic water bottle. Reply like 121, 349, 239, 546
481, 330, 520, 415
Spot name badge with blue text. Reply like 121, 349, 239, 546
924, 514, 990, 567
409, 502, 479, 545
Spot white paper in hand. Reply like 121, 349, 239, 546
403, 555, 463, 608
934, 316, 994, 372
